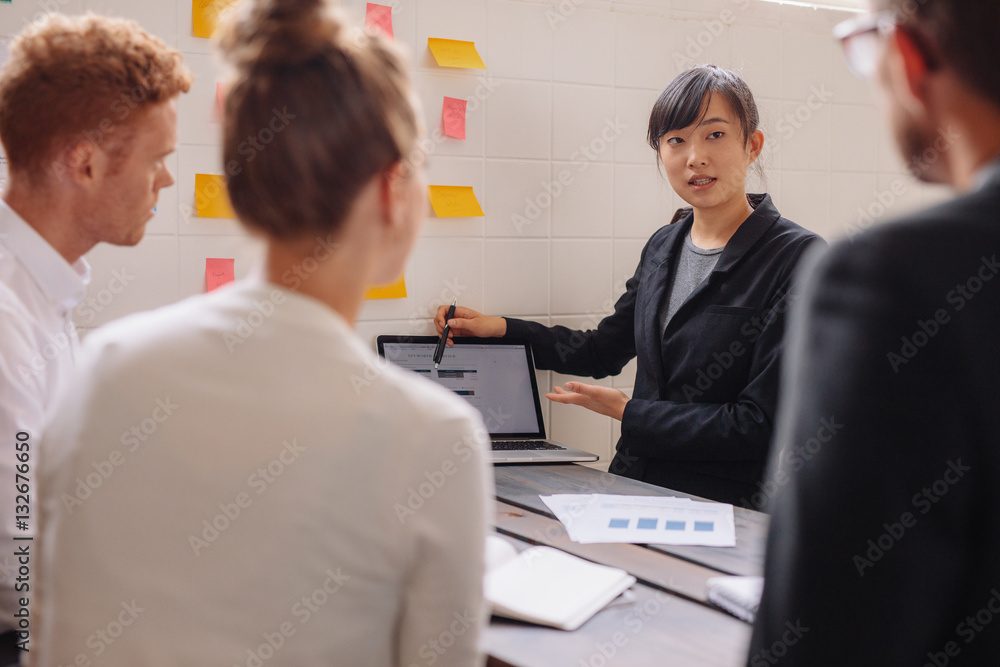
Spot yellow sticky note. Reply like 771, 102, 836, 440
427, 38, 487, 69
365, 275, 407, 300
195, 173, 237, 219
428, 185, 484, 218
192, 0, 238, 39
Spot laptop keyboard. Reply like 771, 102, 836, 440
492, 440, 566, 451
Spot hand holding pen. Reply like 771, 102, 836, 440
433, 298, 457, 368
433, 305, 508, 344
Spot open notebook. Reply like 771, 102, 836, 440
484, 536, 636, 631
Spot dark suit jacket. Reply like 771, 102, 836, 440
505, 194, 821, 505
750, 164, 1000, 665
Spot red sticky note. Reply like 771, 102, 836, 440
212, 82, 224, 123
365, 3, 393, 39
205, 258, 235, 292
442, 96, 467, 140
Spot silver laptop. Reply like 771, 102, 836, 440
376, 336, 599, 464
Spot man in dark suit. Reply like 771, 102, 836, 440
749, 1, 1000, 664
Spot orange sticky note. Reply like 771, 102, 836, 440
428, 185, 484, 218
365, 275, 407, 299
212, 82, 225, 123
442, 97, 467, 140
205, 258, 235, 292
365, 3, 393, 39
427, 38, 487, 69
195, 174, 237, 219
192, 0, 238, 39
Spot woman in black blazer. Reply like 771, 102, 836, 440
436, 65, 823, 506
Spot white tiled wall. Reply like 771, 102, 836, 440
0, 0, 954, 470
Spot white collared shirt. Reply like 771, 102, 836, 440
35, 278, 493, 665
0, 199, 90, 631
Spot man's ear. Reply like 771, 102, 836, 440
888, 27, 934, 109
55, 139, 100, 186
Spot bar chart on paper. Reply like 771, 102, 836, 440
540, 494, 737, 547
609, 517, 715, 532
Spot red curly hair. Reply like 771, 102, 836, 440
0, 13, 193, 183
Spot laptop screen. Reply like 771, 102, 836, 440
377, 337, 546, 438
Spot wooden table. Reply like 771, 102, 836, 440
484, 464, 768, 667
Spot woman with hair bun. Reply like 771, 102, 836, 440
34, 1, 493, 665
437, 65, 824, 507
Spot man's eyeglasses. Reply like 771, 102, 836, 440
833, 11, 897, 80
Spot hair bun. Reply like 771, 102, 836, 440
216, 0, 342, 69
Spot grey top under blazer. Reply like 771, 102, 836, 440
505, 193, 822, 505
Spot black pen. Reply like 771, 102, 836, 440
434, 298, 457, 369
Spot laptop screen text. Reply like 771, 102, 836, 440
382, 342, 542, 436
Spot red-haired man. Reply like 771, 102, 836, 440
0, 13, 191, 658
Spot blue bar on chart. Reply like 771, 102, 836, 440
637, 518, 657, 530
609, 518, 629, 529
664, 521, 685, 531
694, 521, 715, 532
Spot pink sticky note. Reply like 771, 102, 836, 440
442, 96, 467, 140
205, 258, 235, 292
212, 83, 225, 123
365, 3, 393, 39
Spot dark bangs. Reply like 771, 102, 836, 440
647, 65, 759, 154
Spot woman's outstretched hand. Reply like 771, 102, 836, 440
546, 382, 629, 421
434, 305, 507, 345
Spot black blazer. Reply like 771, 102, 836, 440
750, 165, 1000, 664
505, 194, 822, 505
